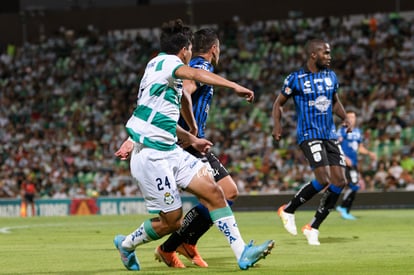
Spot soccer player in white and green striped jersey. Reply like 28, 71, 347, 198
113, 18, 274, 271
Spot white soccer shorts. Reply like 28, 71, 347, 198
130, 145, 208, 213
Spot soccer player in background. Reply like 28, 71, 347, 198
272, 38, 352, 245
336, 111, 377, 220
113, 19, 274, 271
155, 28, 241, 268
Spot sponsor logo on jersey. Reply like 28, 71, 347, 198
303, 88, 314, 94
189, 159, 199, 169
284, 87, 292, 95
308, 95, 331, 112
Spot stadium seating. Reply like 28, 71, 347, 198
1, 11, 413, 198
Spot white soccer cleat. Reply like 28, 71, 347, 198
302, 224, 320, 246
277, 205, 297, 235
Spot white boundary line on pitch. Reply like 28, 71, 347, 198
0, 223, 67, 234
0, 225, 30, 234
0, 220, 133, 234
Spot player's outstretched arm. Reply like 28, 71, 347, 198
175, 65, 254, 103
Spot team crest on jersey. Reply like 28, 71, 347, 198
164, 192, 174, 205
324, 78, 332, 87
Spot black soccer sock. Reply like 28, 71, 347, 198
161, 231, 184, 252
184, 211, 213, 245
284, 179, 324, 213
311, 185, 342, 229
160, 205, 213, 252
160, 208, 195, 252
185, 200, 236, 244
341, 189, 357, 212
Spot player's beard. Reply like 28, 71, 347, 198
315, 59, 329, 70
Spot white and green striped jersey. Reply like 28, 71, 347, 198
125, 53, 185, 151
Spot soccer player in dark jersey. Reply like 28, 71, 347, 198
272, 38, 352, 245
336, 111, 376, 220
155, 28, 242, 268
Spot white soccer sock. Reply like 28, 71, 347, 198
122, 219, 160, 249
211, 206, 245, 260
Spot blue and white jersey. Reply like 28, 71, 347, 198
337, 127, 363, 166
280, 67, 340, 144
178, 56, 214, 138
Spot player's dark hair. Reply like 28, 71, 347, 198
305, 38, 326, 56
193, 28, 218, 54
160, 18, 193, 54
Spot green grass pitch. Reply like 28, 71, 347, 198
1, 209, 413, 274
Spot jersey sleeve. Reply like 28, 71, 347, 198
331, 71, 339, 93
280, 73, 296, 97
167, 56, 184, 79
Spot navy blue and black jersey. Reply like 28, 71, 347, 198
178, 56, 214, 138
281, 67, 340, 144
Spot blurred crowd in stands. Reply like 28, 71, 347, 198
1, 11, 414, 199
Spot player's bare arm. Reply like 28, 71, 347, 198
271, 93, 288, 141
175, 65, 254, 103
333, 93, 352, 133
176, 125, 213, 153
358, 144, 377, 160
183, 79, 197, 95
180, 87, 198, 136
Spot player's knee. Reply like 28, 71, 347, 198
335, 177, 347, 188
220, 182, 238, 201
224, 187, 238, 201
210, 184, 225, 198
314, 171, 331, 186
218, 176, 239, 201
162, 217, 183, 233
317, 177, 330, 186
170, 219, 182, 231
205, 184, 226, 205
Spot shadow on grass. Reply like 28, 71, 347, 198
320, 235, 360, 243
